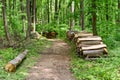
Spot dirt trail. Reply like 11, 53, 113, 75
26, 39, 75, 80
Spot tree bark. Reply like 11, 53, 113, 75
92, 0, 98, 36
26, 0, 31, 39
2, 0, 13, 46
33, 0, 36, 32
20, 0, 26, 33
54, 0, 58, 24
80, 0, 85, 30
47, 0, 50, 23
70, 1, 75, 30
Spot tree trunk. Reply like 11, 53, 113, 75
50, 0, 52, 22
26, 0, 31, 39
47, 0, 50, 23
58, 0, 62, 24
106, 0, 109, 21
33, 0, 36, 32
8, 0, 11, 24
80, 0, 85, 30
20, 0, 26, 33
5, 50, 29, 72
54, 0, 58, 24
2, 0, 13, 46
92, 0, 98, 36
70, 1, 75, 30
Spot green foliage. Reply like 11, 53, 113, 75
69, 43, 120, 80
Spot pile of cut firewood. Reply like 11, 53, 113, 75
67, 31, 108, 60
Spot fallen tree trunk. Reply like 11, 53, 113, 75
5, 49, 29, 72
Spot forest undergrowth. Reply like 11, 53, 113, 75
0, 39, 51, 80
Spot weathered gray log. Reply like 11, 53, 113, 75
5, 49, 29, 72
77, 36, 102, 43
81, 44, 106, 50
73, 32, 93, 42
83, 48, 104, 55
74, 33, 93, 38
80, 41, 102, 45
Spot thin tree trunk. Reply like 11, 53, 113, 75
80, 0, 85, 30
58, 0, 62, 24
2, 0, 13, 46
9, 0, 11, 24
20, 0, 26, 33
33, 0, 36, 32
50, 0, 52, 22
47, 0, 50, 23
92, 0, 97, 36
70, 1, 75, 30
106, 0, 109, 21
54, 0, 58, 24
26, 0, 31, 39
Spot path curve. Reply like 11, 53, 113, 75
26, 39, 75, 80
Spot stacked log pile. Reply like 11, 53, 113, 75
67, 31, 108, 60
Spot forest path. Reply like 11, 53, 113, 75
26, 39, 75, 80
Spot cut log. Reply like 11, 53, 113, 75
103, 48, 108, 54
74, 32, 93, 42
5, 49, 29, 72
77, 36, 102, 42
74, 33, 93, 38
83, 48, 104, 55
80, 41, 102, 45
81, 44, 106, 50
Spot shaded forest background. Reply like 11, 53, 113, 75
0, 0, 120, 49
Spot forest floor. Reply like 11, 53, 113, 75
25, 39, 75, 80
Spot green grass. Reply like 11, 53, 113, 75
69, 42, 120, 80
0, 39, 51, 80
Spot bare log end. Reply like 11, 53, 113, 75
5, 63, 16, 72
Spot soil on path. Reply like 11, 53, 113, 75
26, 39, 75, 80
